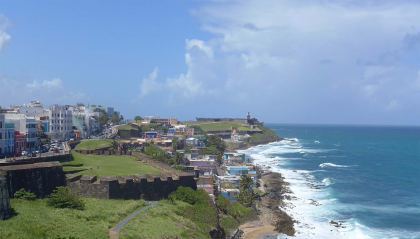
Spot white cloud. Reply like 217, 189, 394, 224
0, 14, 11, 53
186, 39, 213, 58
0, 77, 88, 107
26, 78, 63, 89
139, 67, 160, 97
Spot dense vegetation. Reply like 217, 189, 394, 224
116, 124, 136, 131
0, 198, 147, 239
142, 143, 174, 165
246, 125, 281, 146
63, 152, 160, 175
46, 187, 85, 210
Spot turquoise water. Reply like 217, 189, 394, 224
241, 124, 420, 239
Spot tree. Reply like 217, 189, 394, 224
206, 135, 227, 153
134, 116, 142, 124
239, 175, 253, 191
236, 189, 253, 207
172, 137, 179, 152
110, 114, 119, 124
174, 152, 183, 167
110, 139, 119, 152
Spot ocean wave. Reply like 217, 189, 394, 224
322, 177, 334, 186
320, 163, 352, 168
314, 140, 321, 144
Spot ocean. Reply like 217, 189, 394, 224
239, 124, 420, 239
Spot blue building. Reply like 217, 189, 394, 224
4, 123, 15, 156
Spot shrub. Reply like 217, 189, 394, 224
14, 188, 37, 201
169, 186, 204, 205
216, 195, 236, 218
46, 187, 85, 210
232, 201, 258, 223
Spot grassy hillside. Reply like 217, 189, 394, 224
0, 198, 147, 239
246, 125, 282, 146
75, 139, 113, 150
63, 152, 160, 175
184, 121, 260, 132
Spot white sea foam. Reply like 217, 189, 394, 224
314, 140, 321, 144
240, 140, 407, 239
319, 163, 352, 168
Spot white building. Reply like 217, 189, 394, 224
19, 101, 45, 117
70, 104, 100, 138
49, 105, 73, 140
107, 107, 114, 117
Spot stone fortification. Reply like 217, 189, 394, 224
0, 173, 12, 220
67, 172, 197, 200
0, 162, 66, 198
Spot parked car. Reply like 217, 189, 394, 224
53, 148, 59, 153
22, 151, 28, 156
69, 138, 74, 141
30, 151, 37, 157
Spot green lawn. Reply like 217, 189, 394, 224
117, 124, 136, 131
183, 121, 260, 132
63, 152, 160, 175
75, 139, 113, 150
0, 198, 147, 239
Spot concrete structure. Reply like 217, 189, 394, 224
0, 115, 14, 156
19, 101, 44, 117
223, 152, 246, 163
67, 172, 197, 200
71, 104, 100, 138
14, 131, 26, 156
148, 117, 178, 126
107, 107, 114, 117
189, 157, 216, 175
49, 105, 73, 140
0, 162, 66, 198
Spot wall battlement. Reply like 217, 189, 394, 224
67, 172, 197, 200
0, 174, 12, 220
0, 162, 66, 199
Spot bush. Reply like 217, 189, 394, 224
14, 188, 37, 201
169, 186, 205, 205
216, 195, 237, 218
47, 187, 85, 210
232, 201, 258, 223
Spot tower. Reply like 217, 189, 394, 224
247, 112, 251, 123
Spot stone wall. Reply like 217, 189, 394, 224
0, 162, 66, 198
67, 172, 197, 200
0, 173, 11, 220
0, 154, 72, 167
118, 129, 140, 139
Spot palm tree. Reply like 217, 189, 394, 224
174, 152, 183, 167
239, 175, 253, 191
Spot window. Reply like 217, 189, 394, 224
0, 121, 2, 128
0, 132, 2, 139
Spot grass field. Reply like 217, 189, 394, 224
75, 139, 113, 150
117, 124, 136, 131
183, 121, 260, 132
119, 200, 214, 239
0, 198, 147, 239
63, 152, 160, 175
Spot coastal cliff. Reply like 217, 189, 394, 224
241, 125, 282, 148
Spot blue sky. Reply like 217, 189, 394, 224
1, 0, 419, 125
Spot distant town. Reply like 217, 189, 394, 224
0, 100, 289, 238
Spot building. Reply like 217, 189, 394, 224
188, 156, 217, 175
4, 114, 39, 151
149, 117, 178, 126
14, 131, 26, 156
19, 101, 44, 117
223, 152, 246, 163
71, 104, 100, 138
0, 114, 13, 156
49, 105, 73, 140
107, 107, 114, 117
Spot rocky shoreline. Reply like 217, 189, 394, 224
239, 171, 296, 238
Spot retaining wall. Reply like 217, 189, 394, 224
67, 172, 197, 200
0, 174, 11, 220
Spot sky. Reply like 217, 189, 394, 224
0, 0, 419, 125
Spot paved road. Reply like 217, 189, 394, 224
111, 201, 157, 232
